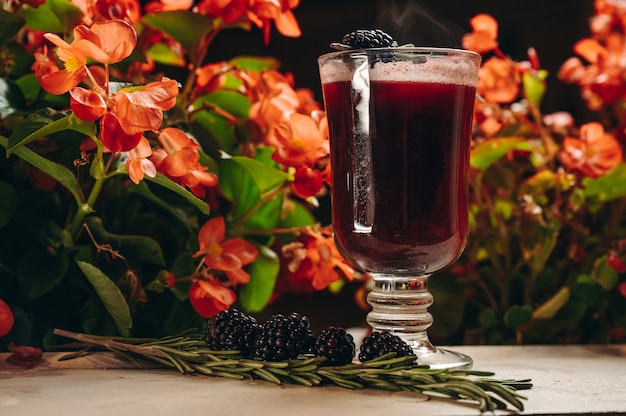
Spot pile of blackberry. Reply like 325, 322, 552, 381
204, 310, 413, 365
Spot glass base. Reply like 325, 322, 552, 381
413, 346, 473, 370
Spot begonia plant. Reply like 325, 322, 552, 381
0, 0, 357, 345
429, 4, 626, 345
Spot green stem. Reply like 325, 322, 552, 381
180, 22, 224, 106
68, 141, 109, 240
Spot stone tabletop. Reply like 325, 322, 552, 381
1, 344, 625, 416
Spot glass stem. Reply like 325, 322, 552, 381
366, 273, 437, 354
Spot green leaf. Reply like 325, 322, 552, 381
229, 55, 280, 71
429, 271, 466, 339
129, 180, 195, 232
0, 181, 17, 228
519, 170, 558, 195
478, 308, 498, 329
238, 245, 279, 312
76, 258, 132, 337
190, 91, 252, 154
276, 200, 317, 228
146, 42, 186, 67
19, 0, 84, 33
7, 108, 96, 154
142, 11, 217, 57
0, 77, 23, 119
15, 74, 42, 105
522, 69, 548, 108
518, 216, 560, 273
0, 9, 25, 45
218, 156, 287, 229
244, 194, 282, 232
17, 250, 69, 299
143, 172, 210, 215
0, 135, 84, 206
503, 304, 533, 328
572, 279, 607, 308
593, 256, 618, 290
470, 137, 528, 170
533, 287, 570, 320
583, 163, 626, 205
79, 296, 120, 336
230, 155, 289, 193
84, 216, 166, 267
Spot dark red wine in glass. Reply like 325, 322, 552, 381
319, 48, 480, 369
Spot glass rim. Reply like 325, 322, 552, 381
318, 46, 481, 62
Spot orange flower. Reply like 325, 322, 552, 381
249, 70, 300, 131
100, 112, 143, 152
155, 127, 199, 177
71, 0, 142, 25
152, 128, 218, 196
72, 19, 137, 64
291, 165, 323, 199
69, 87, 107, 121
39, 36, 88, 94
195, 62, 230, 93
151, 127, 218, 198
559, 15, 626, 109
247, 0, 301, 44
477, 57, 520, 104
558, 122, 623, 179
278, 227, 354, 293
113, 77, 179, 134
0, 299, 14, 338
462, 13, 499, 54
178, 167, 220, 198
126, 137, 156, 184
189, 279, 236, 318
194, 216, 258, 285
144, 0, 193, 12
39, 19, 137, 94
194, 0, 248, 23
271, 113, 328, 167
31, 45, 58, 79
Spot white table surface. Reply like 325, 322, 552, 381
1, 344, 625, 415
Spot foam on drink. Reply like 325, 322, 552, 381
319, 49, 480, 87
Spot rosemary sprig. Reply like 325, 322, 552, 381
53, 329, 531, 413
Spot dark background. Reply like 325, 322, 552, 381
210, 0, 596, 123
215, 0, 598, 333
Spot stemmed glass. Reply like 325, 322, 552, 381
318, 47, 480, 369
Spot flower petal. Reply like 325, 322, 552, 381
222, 238, 258, 265
196, 216, 226, 253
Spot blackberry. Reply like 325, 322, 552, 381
341, 29, 398, 49
254, 312, 315, 361
314, 326, 355, 366
358, 330, 416, 362
204, 309, 259, 357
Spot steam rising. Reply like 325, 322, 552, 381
375, 0, 465, 48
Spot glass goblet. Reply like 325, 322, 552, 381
318, 47, 481, 369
